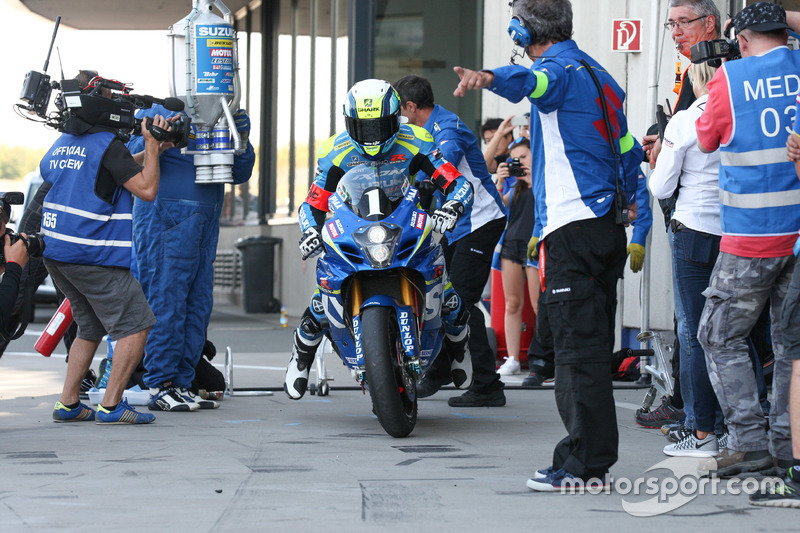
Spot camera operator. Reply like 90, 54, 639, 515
694, 2, 800, 478
453, 0, 643, 492
0, 199, 30, 338
40, 70, 170, 425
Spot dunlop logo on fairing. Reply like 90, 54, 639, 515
353, 316, 363, 357
399, 311, 414, 351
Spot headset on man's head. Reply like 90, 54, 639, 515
507, 0, 535, 48
508, 15, 534, 48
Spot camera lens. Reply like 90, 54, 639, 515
26, 233, 45, 258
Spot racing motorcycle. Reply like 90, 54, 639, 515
315, 163, 449, 438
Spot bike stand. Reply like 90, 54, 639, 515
224, 346, 274, 397
636, 331, 674, 412
308, 338, 332, 396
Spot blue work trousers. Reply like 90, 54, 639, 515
134, 197, 221, 389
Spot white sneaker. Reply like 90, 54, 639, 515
664, 432, 719, 457
149, 385, 199, 412
179, 388, 219, 410
497, 357, 521, 376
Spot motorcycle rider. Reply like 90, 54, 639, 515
284, 79, 475, 400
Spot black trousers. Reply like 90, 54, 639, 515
526, 285, 555, 378
427, 217, 506, 393
540, 209, 625, 478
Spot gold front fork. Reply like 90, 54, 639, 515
349, 271, 415, 318
399, 272, 415, 308
350, 279, 363, 318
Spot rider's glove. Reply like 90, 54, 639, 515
527, 236, 539, 262
299, 227, 323, 260
431, 200, 464, 233
795, 234, 800, 258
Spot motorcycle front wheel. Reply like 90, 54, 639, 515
361, 306, 417, 437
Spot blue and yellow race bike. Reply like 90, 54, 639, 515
315, 163, 449, 437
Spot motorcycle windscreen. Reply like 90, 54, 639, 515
336, 164, 410, 220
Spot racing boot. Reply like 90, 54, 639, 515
284, 310, 324, 400
445, 327, 473, 390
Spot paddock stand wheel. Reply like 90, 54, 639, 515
309, 350, 331, 396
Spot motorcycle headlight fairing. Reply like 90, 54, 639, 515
353, 223, 402, 268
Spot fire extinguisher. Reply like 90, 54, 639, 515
34, 299, 73, 357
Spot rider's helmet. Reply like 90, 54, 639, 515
343, 79, 401, 160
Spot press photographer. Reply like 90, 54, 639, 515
0, 192, 33, 340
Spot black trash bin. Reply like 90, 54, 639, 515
235, 235, 282, 313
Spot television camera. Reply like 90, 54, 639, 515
16, 17, 190, 146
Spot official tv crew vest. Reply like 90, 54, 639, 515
40, 132, 134, 268
719, 46, 800, 257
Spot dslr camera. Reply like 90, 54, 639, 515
507, 157, 525, 177
0, 229, 45, 265
690, 38, 741, 67
0, 192, 45, 265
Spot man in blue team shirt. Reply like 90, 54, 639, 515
395, 75, 508, 407
453, 0, 643, 491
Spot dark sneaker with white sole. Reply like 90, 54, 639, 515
749, 466, 800, 508
526, 468, 609, 493
665, 424, 693, 443
635, 396, 684, 428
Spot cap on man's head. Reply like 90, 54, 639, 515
733, 1, 791, 33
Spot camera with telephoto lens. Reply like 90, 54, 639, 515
507, 157, 525, 177
690, 38, 741, 67
0, 229, 45, 265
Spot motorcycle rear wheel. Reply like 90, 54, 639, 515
361, 306, 417, 437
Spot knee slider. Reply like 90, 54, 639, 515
299, 308, 324, 338
442, 291, 469, 328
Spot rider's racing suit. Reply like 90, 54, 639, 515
288, 123, 475, 396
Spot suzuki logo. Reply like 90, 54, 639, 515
198, 26, 234, 37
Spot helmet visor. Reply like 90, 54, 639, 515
345, 115, 398, 148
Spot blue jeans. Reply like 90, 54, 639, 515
669, 226, 695, 430
672, 225, 723, 433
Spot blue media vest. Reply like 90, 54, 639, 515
40, 132, 134, 268
718, 47, 800, 251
